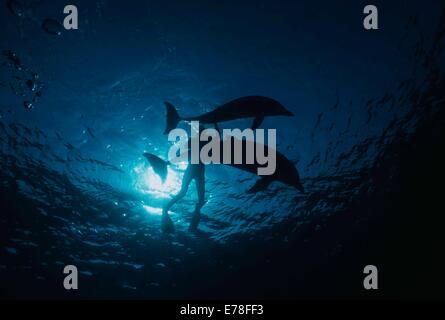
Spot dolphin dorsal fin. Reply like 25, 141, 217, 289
251, 116, 264, 130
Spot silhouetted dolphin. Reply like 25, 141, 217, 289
164, 96, 294, 134
143, 136, 304, 193
220, 137, 304, 193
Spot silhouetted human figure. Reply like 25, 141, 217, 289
162, 125, 208, 233
162, 162, 205, 233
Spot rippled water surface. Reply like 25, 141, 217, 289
1, 0, 445, 298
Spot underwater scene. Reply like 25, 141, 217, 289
1, 0, 445, 299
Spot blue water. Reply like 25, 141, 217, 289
1, 0, 445, 298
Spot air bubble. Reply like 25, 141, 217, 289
23, 101, 33, 109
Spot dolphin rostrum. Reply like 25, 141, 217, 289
164, 96, 294, 134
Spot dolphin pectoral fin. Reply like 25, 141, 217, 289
247, 177, 272, 193
214, 122, 220, 134
251, 116, 264, 130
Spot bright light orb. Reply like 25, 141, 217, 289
133, 163, 183, 199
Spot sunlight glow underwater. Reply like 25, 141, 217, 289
142, 205, 163, 215
133, 161, 188, 216
134, 163, 183, 199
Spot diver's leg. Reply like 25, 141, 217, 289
164, 167, 193, 213
163, 184, 188, 213
189, 168, 205, 231
162, 168, 192, 233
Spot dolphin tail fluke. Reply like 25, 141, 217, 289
143, 153, 169, 182
247, 177, 272, 193
164, 102, 181, 134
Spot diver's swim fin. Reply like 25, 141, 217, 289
142, 153, 169, 182
164, 102, 181, 134
189, 213, 201, 232
247, 177, 272, 193
162, 213, 175, 233
251, 116, 264, 130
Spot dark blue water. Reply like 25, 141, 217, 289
1, 0, 445, 299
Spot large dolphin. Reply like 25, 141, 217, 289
223, 137, 304, 193
143, 136, 304, 194
164, 96, 294, 134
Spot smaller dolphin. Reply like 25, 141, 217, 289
223, 137, 305, 194
164, 96, 294, 134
